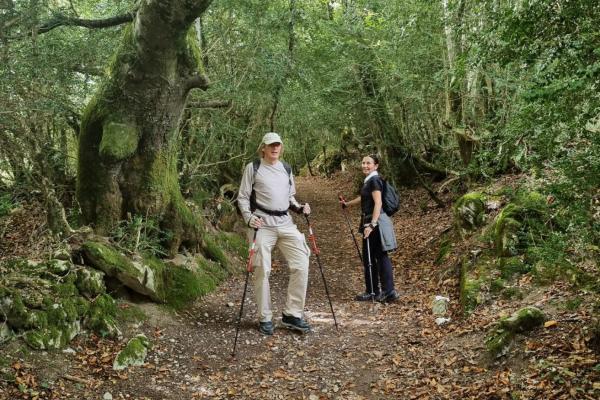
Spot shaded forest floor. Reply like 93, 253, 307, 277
1, 174, 598, 399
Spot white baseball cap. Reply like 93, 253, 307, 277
262, 132, 282, 145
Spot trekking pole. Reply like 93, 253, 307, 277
337, 193, 363, 264
304, 214, 339, 330
365, 236, 375, 303
232, 228, 258, 358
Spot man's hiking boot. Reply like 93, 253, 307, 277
258, 321, 274, 336
354, 292, 378, 301
376, 289, 400, 303
281, 314, 311, 333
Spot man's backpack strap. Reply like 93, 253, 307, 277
251, 159, 292, 186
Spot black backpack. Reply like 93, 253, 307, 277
381, 178, 400, 216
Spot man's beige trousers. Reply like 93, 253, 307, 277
248, 224, 310, 322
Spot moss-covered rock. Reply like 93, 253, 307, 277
162, 260, 212, 310
499, 306, 546, 333
85, 294, 121, 338
23, 321, 81, 350
459, 258, 487, 315
485, 327, 514, 358
52, 247, 72, 261
6, 296, 48, 330
454, 192, 486, 233
485, 306, 546, 357
44, 259, 73, 276
76, 267, 107, 299
493, 191, 549, 257
53, 274, 80, 299
0, 323, 13, 344
113, 334, 151, 371
82, 242, 166, 301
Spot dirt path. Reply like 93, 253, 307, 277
6, 174, 593, 399
94, 174, 484, 400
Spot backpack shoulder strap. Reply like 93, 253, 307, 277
281, 161, 292, 185
281, 161, 291, 175
252, 159, 292, 186
251, 159, 261, 186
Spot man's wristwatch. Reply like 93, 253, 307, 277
369, 221, 378, 228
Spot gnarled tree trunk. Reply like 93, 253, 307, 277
77, 0, 212, 254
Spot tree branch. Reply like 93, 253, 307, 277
37, 11, 136, 35
185, 74, 210, 91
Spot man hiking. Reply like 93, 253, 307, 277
237, 132, 312, 335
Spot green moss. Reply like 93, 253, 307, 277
485, 306, 545, 357
499, 256, 531, 279
74, 297, 90, 318
113, 334, 151, 371
116, 303, 148, 324
47, 299, 79, 325
454, 192, 486, 232
215, 231, 248, 261
434, 237, 452, 265
44, 259, 73, 276
485, 328, 514, 357
163, 264, 206, 310
85, 294, 120, 338
493, 205, 522, 256
75, 267, 106, 298
203, 236, 228, 268
54, 275, 79, 298
493, 191, 550, 257
82, 242, 138, 276
501, 287, 524, 300
490, 278, 505, 294
499, 306, 546, 333
563, 297, 583, 311
7, 296, 47, 330
459, 256, 494, 315
140, 255, 168, 301
24, 321, 81, 350
99, 120, 139, 160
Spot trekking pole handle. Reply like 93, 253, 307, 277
246, 229, 258, 272
304, 214, 320, 255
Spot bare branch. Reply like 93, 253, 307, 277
37, 10, 136, 35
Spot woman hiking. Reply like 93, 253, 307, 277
340, 154, 400, 303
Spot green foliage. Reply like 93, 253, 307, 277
0, 193, 16, 217
116, 303, 148, 324
110, 215, 171, 257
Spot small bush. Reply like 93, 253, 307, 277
0, 193, 15, 217
111, 215, 169, 257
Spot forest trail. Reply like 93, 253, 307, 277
2, 175, 526, 399
94, 174, 493, 400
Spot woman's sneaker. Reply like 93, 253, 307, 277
354, 292, 377, 301
258, 321, 274, 335
377, 289, 400, 303
281, 314, 311, 333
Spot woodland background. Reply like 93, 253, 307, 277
0, 0, 599, 398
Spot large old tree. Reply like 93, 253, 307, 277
77, 0, 213, 253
